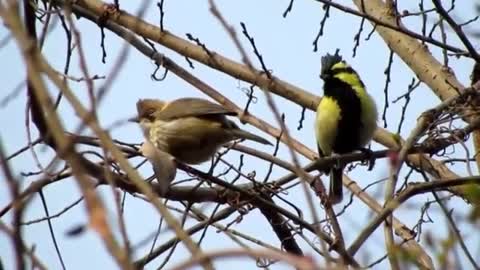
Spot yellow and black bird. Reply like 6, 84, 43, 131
315, 51, 378, 204
134, 97, 271, 165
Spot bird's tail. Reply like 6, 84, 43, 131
329, 166, 344, 204
230, 129, 272, 145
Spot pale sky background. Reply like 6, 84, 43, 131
1, 1, 479, 269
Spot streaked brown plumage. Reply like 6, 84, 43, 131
135, 98, 271, 164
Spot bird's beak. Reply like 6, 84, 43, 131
128, 117, 139, 123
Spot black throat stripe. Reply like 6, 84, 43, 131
323, 78, 363, 154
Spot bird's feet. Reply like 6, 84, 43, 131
331, 152, 343, 171
359, 147, 375, 171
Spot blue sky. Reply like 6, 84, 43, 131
1, 1, 479, 269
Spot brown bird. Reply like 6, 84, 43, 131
133, 97, 271, 165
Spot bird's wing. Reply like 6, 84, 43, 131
154, 98, 236, 121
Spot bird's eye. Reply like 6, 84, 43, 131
144, 109, 157, 121
147, 115, 155, 121
146, 108, 155, 115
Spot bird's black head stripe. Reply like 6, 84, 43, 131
331, 67, 355, 76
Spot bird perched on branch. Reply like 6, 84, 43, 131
131, 97, 271, 193
315, 50, 378, 204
